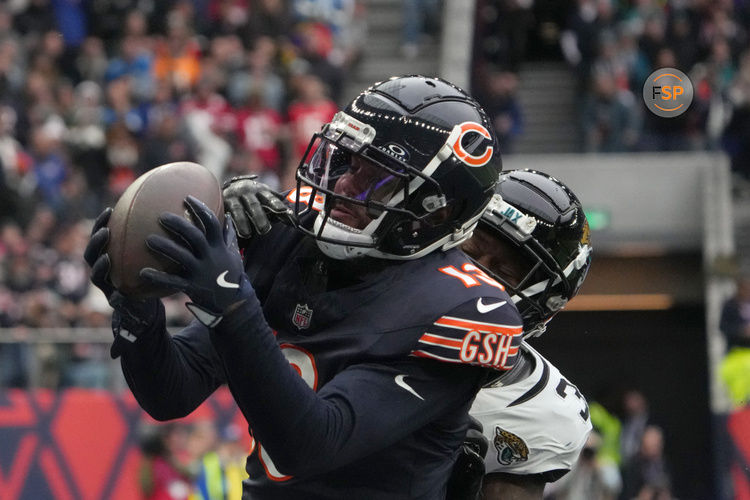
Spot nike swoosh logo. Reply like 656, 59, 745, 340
216, 270, 240, 289
476, 298, 507, 314
395, 374, 424, 400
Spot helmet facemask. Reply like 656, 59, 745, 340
292, 111, 475, 260
466, 194, 592, 339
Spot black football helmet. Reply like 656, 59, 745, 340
291, 75, 501, 260
466, 169, 592, 338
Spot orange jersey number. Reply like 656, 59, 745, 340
438, 263, 505, 290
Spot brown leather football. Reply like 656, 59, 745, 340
107, 161, 224, 299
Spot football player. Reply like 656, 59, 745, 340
220, 169, 594, 500
458, 169, 594, 499
85, 76, 526, 498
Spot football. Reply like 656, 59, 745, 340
107, 161, 224, 299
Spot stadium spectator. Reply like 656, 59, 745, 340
666, 10, 699, 72
401, 0, 441, 59
475, 68, 523, 153
719, 345, 750, 409
0, 105, 32, 221
64, 81, 108, 207
29, 124, 69, 213
560, 0, 614, 82
228, 85, 285, 185
50, 221, 89, 304
138, 86, 197, 177
620, 425, 673, 500
722, 49, 750, 187
225, 36, 286, 113
153, 9, 202, 93
719, 274, 750, 409
620, 388, 652, 466
544, 430, 622, 500
105, 34, 155, 103
582, 70, 640, 152
60, 341, 111, 388
12, 0, 56, 46
589, 400, 623, 468
0, 228, 30, 388
187, 420, 220, 470
138, 423, 195, 500
243, 0, 295, 43
0, 16, 27, 101
105, 122, 141, 197
103, 75, 146, 137
720, 274, 750, 350
192, 423, 247, 500
291, 0, 364, 70
285, 72, 337, 184
478, 0, 534, 73
288, 20, 346, 102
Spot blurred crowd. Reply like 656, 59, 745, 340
472, 0, 750, 178
137, 420, 249, 500
560, 0, 750, 157
139, 388, 677, 500
0, 0, 367, 389
545, 388, 675, 500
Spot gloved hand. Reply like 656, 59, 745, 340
445, 416, 488, 500
464, 415, 489, 458
140, 195, 253, 327
222, 174, 294, 239
83, 208, 163, 358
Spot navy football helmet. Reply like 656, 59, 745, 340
463, 169, 592, 338
291, 75, 501, 260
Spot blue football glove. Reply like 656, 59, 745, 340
83, 207, 163, 358
140, 195, 252, 327
222, 174, 295, 239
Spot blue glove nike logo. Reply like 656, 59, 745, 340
216, 270, 239, 289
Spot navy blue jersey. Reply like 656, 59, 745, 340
236, 224, 523, 497
117, 222, 523, 499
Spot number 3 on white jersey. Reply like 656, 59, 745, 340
555, 377, 590, 422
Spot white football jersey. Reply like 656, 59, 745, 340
470, 343, 592, 478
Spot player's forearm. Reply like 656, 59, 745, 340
215, 301, 483, 477
120, 320, 221, 420
211, 297, 360, 476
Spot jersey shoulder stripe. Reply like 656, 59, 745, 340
419, 333, 463, 349
434, 316, 523, 336
410, 298, 523, 371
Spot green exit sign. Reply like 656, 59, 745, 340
585, 209, 610, 230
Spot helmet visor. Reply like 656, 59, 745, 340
297, 134, 408, 229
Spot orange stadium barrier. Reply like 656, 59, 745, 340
0, 388, 248, 500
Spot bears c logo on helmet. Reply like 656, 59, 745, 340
450, 122, 494, 167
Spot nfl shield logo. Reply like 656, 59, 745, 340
292, 303, 313, 329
